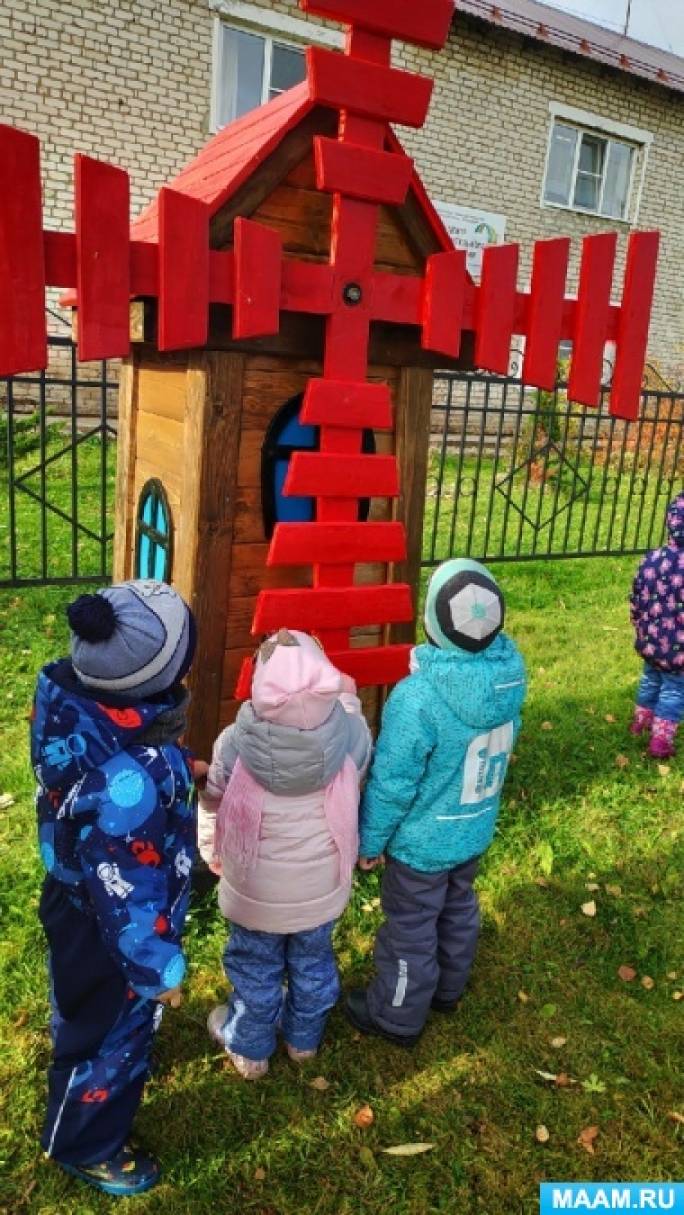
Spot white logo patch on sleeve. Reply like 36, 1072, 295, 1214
461, 721, 514, 806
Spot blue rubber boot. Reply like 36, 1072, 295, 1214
57, 1144, 160, 1196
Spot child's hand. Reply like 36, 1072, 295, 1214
358, 855, 384, 871
157, 985, 183, 1008
191, 759, 209, 789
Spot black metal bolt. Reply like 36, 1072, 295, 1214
343, 282, 363, 306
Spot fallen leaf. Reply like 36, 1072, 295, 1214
254, 1167, 266, 1181
585, 882, 600, 892
666, 971, 678, 981
371, 898, 381, 908
550, 1036, 567, 1049
310, 1076, 330, 1091
641, 975, 655, 991
555, 1072, 575, 1088
361, 903, 374, 913
381, 1143, 434, 1156
354, 1105, 374, 1129
667, 1111, 684, 1126
13, 1010, 28, 1029
604, 713, 616, 723
535, 1125, 550, 1144
0, 793, 15, 810
657, 764, 671, 778
615, 754, 630, 769
534, 1068, 559, 1083
581, 900, 597, 918
673, 991, 683, 1002
618, 965, 637, 982
633, 906, 649, 920
605, 884, 622, 897
517, 990, 530, 1004
578, 1125, 600, 1155
535, 876, 550, 888
541, 721, 554, 731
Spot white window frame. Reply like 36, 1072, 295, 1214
209, 0, 343, 132
540, 103, 652, 225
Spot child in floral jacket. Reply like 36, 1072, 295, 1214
32, 580, 196, 1196
629, 492, 684, 757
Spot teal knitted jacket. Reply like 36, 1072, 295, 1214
359, 636, 526, 872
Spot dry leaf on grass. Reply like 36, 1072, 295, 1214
605, 884, 622, 897
0, 793, 15, 810
615, 754, 630, 769
517, 990, 531, 1004
535, 1125, 550, 1144
541, 721, 554, 731
657, 764, 671, 777
585, 882, 600, 892
672, 991, 683, 1002
354, 1105, 374, 1129
618, 965, 637, 982
310, 1076, 330, 1091
254, 1167, 266, 1181
550, 1036, 567, 1048
555, 1072, 576, 1088
666, 971, 678, 981
578, 1125, 600, 1154
641, 976, 655, 991
604, 713, 616, 723
667, 1112, 684, 1126
581, 900, 597, 918
381, 1143, 434, 1156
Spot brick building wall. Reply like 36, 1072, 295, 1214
1, 0, 683, 381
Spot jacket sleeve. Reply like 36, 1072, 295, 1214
359, 678, 435, 859
338, 692, 373, 779
197, 726, 238, 866
74, 758, 187, 999
630, 559, 645, 626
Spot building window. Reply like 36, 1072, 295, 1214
261, 394, 375, 539
135, 480, 173, 581
543, 120, 636, 221
213, 23, 306, 128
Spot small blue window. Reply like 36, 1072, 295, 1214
261, 394, 376, 539
135, 479, 173, 581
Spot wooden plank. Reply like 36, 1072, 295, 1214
74, 154, 130, 362
609, 230, 660, 421
301, 379, 393, 429
285, 452, 400, 498
421, 250, 467, 358
567, 233, 617, 408
136, 410, 184, 472
183, 353, 245, 759
237, 430, 264, 489
307, 47, 433, 128
233, 216, 282, 340
234, 486, 268, 544
522, 237, 570, 391
230, 542, 310, 597
254, 584, 414, 634
112, 359, 137, 581
300, 0, 453, 48
0, 124, 46, 375
268, 521, 407, 566
135, 456, 183, 502
392, 365, 433, 646
136, 364, 188, 422
474, 244, 519, 375
314, 137, 413, 205
158, 187, 209, 351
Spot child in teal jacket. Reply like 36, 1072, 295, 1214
345, 558, 526, 1046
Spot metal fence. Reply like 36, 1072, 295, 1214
424, 370, 684, 568
0, 322, 117, 587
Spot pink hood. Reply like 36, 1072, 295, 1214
251, 630, 344, 730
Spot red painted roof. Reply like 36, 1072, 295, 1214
131, 80, 454, 255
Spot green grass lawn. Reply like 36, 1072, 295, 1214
0, 557, 682, 1215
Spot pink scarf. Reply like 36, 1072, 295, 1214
214, 755, 360, 885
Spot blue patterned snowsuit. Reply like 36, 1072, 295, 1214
32, 662, 196, 1166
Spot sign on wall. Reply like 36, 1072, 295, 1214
434, 201, 506, 280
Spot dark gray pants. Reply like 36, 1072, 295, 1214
367, 855, 480, 1039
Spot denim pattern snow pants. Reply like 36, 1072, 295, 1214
637, 663, 684, 722
221, 921, 340, 1061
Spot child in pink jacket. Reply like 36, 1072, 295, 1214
198, 629, 371, 1078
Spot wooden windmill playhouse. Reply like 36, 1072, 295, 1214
0, 0, 659, 757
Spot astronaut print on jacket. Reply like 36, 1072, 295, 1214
32, 662, 196, 998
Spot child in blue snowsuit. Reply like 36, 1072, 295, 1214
345, 558, 526, 1046
32, 580, 196, 1196
629, 492, 684, 758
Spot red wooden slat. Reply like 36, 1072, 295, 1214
233, 216, 282, 339
285, 452, 399, 498
0, 125, 46, 375
314, 137, 413, 205
301, 379, 393, 429
130, 241, 158, 297
421, 250, 467, 358
74, 154, 130, 362
268, 522, 407, 566
522, 237, 570, 390
45, 232, 77, 288
235, 657, 254, 701
282, 260, 334, 315
158, 187, 209, 351
328, 644, 413, 687
209, 249, 235, 305
300, 0, 453, 49
474, 244, 519, 375
371, 271, 423, 325
609, 231, 660, 421
567, 233, 617, 408
253, 584, 414, 634
307, 47, 433, 128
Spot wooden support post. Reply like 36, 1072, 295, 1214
391, 365, 433, 647
112, 359, 138, 581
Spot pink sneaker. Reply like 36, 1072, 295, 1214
630, 706, 654, 736
286, 1043, 318, 1064
207, 1005, 269, 1080
648, 717, 678, 759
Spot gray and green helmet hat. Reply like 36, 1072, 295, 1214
424, 558, 504, 653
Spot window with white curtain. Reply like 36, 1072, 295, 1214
543, 119, 637, 221
213, 23, 307, 129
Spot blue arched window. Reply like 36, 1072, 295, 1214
135, 479, 173, 581
261, 393, 375, 538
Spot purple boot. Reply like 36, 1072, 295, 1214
648, 717, 678, 759
630, 706, 654, 736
